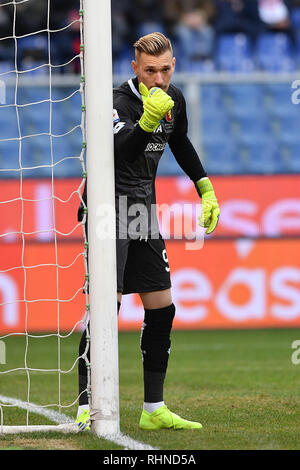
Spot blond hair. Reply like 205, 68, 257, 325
133, 32, 173, 57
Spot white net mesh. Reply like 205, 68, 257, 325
0, 0, 90, 431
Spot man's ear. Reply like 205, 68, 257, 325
131, 59, 137, 75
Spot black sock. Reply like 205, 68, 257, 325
78, 323, 90, 406
78, 301, 121, 406
141, 303, 175, 403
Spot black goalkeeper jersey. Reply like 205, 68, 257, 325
112, 77, 206, 238
78, 77, 206, 239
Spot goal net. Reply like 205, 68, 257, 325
0, 0, 94, 434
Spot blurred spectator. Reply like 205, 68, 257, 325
14, 0, 48, 36
173, 7, 215, 64
111, 0, 131, 59
289, 0, 300, 9
14, 0, 49, 70
126, 0, 167, 42
0, 2, 14, 62
258, 0, 292, 32
164, 0, 215, 27
288, 0, 300, 37
50, 7, 82, 73
50, 0, 80, 29
0, 1, 11, 37
213, 0, 264, 43
13, 0, 81, 73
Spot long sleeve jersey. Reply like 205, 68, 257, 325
112, 77, 206, 238
79, 77, 207, 238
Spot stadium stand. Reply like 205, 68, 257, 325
0, 0, 300, 178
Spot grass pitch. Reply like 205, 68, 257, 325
0, 328, 300, 450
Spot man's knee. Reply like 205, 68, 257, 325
139, 289, 172, 310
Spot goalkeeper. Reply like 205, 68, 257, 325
76, 32, 220, 431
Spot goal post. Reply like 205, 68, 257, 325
83, 0, 120, 436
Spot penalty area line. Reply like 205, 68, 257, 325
0, 395, 158, 451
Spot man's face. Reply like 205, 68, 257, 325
132, 50, 176, 93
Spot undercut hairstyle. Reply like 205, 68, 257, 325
133, 32, 173, 57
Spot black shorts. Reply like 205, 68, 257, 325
117, 236, 171, 295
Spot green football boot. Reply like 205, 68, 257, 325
75, 407, 91, 431
139, 405, 203, 430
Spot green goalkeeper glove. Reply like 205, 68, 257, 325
196, 177, 220, 235
139, 82, 174, 133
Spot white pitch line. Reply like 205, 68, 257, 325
0, 395, 158, 450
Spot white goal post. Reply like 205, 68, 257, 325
0, 0, 119, 437
83, 0, 120, 436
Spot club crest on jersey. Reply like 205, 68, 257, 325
165, 110, 172, 122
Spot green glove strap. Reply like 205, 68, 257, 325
196, 177, 220, 235
139, 82, 174, 133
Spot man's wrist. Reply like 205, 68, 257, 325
139, 114, 159, 133
195, 177, 213, 197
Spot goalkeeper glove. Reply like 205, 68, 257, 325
139, 82, 174, 133
196, 177, 220, 235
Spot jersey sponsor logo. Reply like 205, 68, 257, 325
145, 142, 166, 152
113, 121, 125, 134
113, 109, 120, 123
